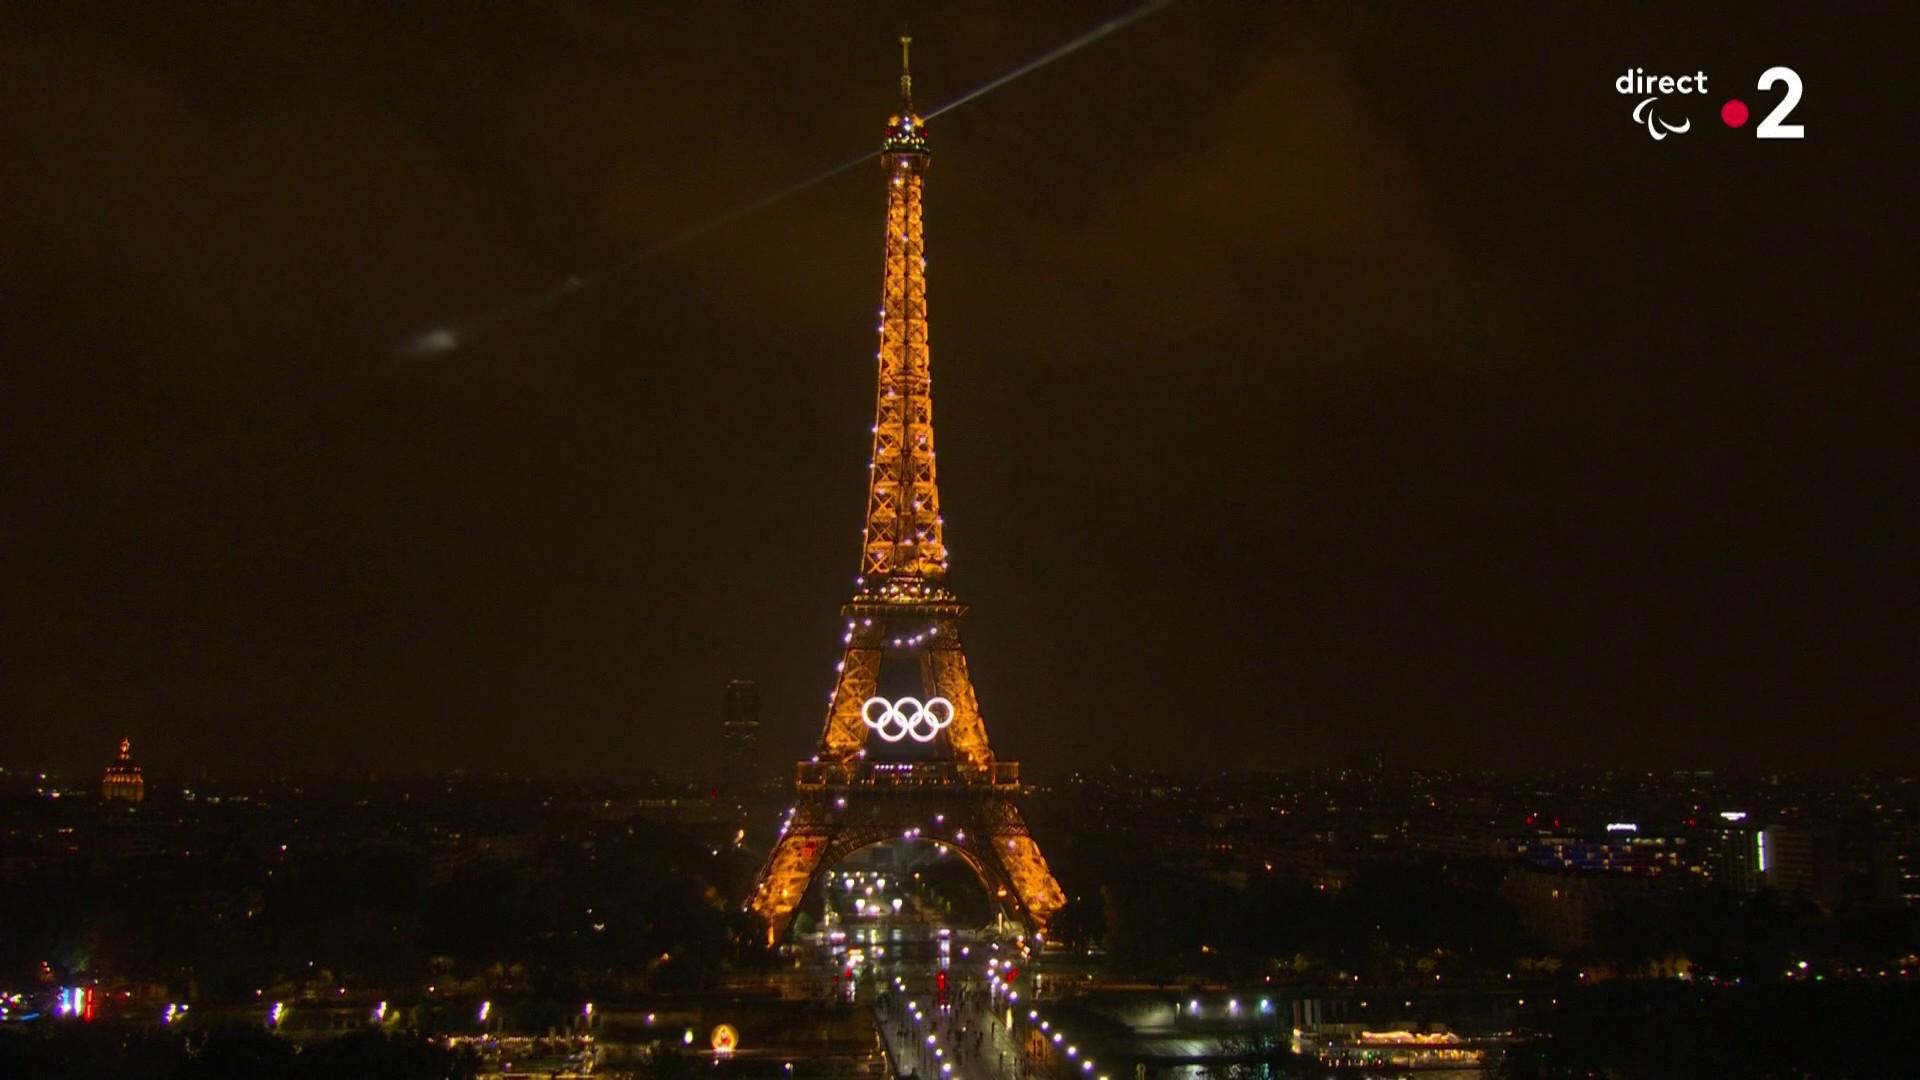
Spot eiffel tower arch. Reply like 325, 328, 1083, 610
748, 39, 1065, 944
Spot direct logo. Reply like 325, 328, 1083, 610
862, 696, 954, 743
1615, 65, 1805, 141
1617, 68, 1708, 140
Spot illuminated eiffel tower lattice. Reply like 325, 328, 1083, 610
748, 39, 1065, 943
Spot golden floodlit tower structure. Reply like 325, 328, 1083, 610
749, 39, 1065, 942
101, 737, 145, 803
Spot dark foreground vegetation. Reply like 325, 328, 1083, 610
0, 1026, 475, 1080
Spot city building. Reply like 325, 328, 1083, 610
1895, 833, 1920, 906
1500, 864, 1654, 952
1761, 826, 1816, 896
721, 679, 762, 792
1709, 814, 1764, 893
1515, 832, 1685, 875
100, 737, 145, 803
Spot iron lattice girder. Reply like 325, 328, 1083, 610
861, 150, 946, 580
748, 783, 1064, 941
819, 604, 992, 769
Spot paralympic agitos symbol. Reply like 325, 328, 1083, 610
861, 696, 955, 743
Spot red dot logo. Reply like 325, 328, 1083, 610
1721, 99, 1750, 127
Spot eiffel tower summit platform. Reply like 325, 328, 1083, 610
748, 39, 1065, 944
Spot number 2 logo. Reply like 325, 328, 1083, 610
1755, 66, 1804, 139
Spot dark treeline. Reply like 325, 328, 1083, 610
1047, 852, 1920, 987
0, 788, 770, 1003
1052, 860, 1532, 982
0, 1026, 474, 1080
1503, 983, 1920, 1078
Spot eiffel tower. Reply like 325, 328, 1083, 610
748, 39, 1065, 943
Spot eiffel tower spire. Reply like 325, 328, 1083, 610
862, 38, 943, 583
747, 44, 1064, 944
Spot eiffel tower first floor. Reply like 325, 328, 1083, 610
748, 759, 1066, 944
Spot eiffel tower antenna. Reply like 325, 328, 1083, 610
748, 40, 1064, 945
900, 33, 913, 106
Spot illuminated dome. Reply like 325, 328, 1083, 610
101, 737, 145, 803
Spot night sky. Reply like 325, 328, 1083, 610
3, 4, 1909, 778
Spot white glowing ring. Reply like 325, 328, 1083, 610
861, 696, 954, 743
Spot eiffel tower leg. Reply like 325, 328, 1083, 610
926, 641, 992, 770
821, 646, 881, 760
749, 805, 832, 945
972, 799, 1066, 932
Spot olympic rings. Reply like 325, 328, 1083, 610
860, 696, 955, 743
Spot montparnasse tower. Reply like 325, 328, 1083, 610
748, 39, 1065, 942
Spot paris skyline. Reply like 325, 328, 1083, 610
4, 4, 1908, 779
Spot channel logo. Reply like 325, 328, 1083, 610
1616, 66, 1805, 141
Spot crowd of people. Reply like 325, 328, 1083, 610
875, 975, 1020, 1080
